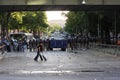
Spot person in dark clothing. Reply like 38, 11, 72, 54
29, 40, 32, 52
34, 42, 47, 61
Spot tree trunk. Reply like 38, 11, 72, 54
1, 12, 10, 39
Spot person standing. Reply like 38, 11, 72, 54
29, 40, 32, 52
34, 42, 47, 61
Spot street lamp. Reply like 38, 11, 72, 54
82, 0, 86, 4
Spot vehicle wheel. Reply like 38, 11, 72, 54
50, 48, 53, 51
61, 48, 66, 51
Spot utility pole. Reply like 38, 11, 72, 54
114, 11, 117, 44
98, 14, 100, 38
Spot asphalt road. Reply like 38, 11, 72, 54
0, 49, 120, 80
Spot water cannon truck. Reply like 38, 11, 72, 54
49, 30, 68, 51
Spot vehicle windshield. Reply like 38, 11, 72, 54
10, 33, 25, 40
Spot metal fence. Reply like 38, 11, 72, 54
89, 43, 120, 56
67, 40, 120, 56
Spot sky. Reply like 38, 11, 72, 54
46, 11, 68, 21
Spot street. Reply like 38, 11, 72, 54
0, 49, 120, 80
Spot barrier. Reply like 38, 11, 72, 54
89, 43, 120, 56
68, 40, 120, 56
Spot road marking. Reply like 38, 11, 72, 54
15, 70, 73, 74
11, 69, 104, 74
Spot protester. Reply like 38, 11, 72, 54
34, 42, 47, 61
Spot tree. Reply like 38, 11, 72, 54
22, 11, 49, 36
65, 11, 89, 35
0, 11, 49, 38
47, 24, 63, 36
0, 12, 11, 38
65, 11, 120, 44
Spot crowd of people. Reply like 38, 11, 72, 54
1, 37, 50, 53
0, 37, 48, 62
67, 33, 98, 50
0, 33, 99, 53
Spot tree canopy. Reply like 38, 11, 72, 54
64, 11, 120, 44
0, 11, 49, 38
21, 11, 49, 32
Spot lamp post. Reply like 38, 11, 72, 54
114, 11, 117, 44
82, 0, 86, 4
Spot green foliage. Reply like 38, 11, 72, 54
8, 12, 25, 30
47, 24, 63, 36
64, 11, 120, 44
65, 11, 85, 34
7, 11, 49, 33
64, 11, 112, 36
11, 12, 25, 24
86, 11, 99, 35
0, 12, 4, 22
22, 11, 49, 32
